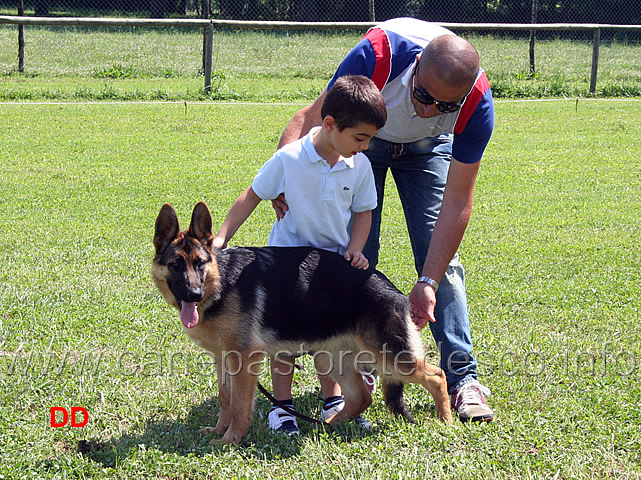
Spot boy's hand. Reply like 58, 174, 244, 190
343, 250, 369, 270
213, 236, 227, 249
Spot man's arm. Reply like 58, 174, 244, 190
277, 88, 327, 148
409, 158, 480, 328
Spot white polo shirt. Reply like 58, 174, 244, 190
252, 127, 377, 254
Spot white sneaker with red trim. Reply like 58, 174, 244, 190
451, 380, 494, 422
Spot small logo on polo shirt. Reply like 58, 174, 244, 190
343, 186, 350, 191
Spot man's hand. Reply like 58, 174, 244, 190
343, 250, 369, 270
270, 193, 288, 221
409, 282, 437, 330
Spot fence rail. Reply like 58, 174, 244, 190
2, 15, 641, 94
3, 16, 641, 31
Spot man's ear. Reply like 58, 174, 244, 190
189, 201, 214, 248
154, 203, 180, 254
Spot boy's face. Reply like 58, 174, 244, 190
327, 120, 379, 158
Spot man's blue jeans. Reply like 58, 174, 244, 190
363, 136, 478, 393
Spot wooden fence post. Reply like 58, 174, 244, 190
590, 27, 601, 94
203, 23, 213, 93
529, 0, 538, 74
18, 0, 25, 72
201, 0, 210, 86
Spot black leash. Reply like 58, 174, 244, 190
256, 382, 324, 425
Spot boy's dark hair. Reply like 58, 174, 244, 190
321, 75, 387, 131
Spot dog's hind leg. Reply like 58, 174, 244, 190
381, 316, 452, 424
337, 369, 372, 423
319, 353, 372, 424
382, 381, 415, 423
408, 358, 452, 424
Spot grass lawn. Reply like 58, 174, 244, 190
0, 99, 640, 478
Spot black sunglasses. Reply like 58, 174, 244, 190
412, 72, 469, 113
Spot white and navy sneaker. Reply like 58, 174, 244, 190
268, 405, 300, 435
320, 396, 372, 430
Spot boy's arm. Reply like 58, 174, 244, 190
213, 186, 262, 249
343, 210, 372, 269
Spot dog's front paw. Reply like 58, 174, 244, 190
200, 426, 220, 445
218, 429, 244, 445
200, 425, 244, 445
214, 417, 230, 434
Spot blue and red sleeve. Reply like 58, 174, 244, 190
452, 71, 495, 164
327, 36, 379, 91
328, 27, 420, 91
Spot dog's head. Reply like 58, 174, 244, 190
152, 201, 216, 328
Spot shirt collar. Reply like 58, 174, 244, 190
303, 126, 324, 163
341, 156, 355, 168
304, 126, 355, 169
402, 59, 418, 88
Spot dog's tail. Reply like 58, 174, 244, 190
382, 381, 416, 424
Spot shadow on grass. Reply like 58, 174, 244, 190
72, 389, 378, 466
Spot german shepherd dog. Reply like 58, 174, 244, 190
152, 202, 452, 444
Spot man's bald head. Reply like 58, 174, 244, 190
418, 35, 480, 91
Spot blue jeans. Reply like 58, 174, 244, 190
363, 136, 478, 393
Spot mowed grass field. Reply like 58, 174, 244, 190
1, 25, 641, 101
0, 99, 640, 479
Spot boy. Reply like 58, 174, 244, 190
213, 75, 387, 435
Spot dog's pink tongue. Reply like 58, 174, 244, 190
180, 302, 199, 328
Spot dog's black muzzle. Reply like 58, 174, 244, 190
169, 279, 204, 304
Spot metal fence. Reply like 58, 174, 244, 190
5, 0, 641, 29
2, 0, 640, 94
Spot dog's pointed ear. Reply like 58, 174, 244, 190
154, 203, 180, 254
189, 201, 214, 248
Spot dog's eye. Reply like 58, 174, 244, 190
194, 258, 207, 268
169, 257, 184, 269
